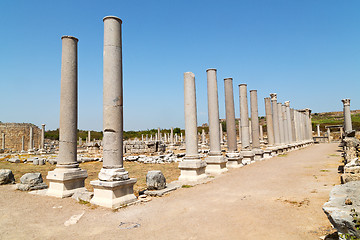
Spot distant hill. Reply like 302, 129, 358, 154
311, 110, 360, 131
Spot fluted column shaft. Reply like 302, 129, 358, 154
285, 102, 293, 143
270, 94, 280, 145
278, 103, 285, 144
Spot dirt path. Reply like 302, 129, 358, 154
0, 143, 341, 240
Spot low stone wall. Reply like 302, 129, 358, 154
124, 141, 166, 154
0, 123, 41, 152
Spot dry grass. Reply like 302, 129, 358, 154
0, 158, 180, 196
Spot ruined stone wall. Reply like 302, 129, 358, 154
0, 123, 41, 152
124, 141, 166, 154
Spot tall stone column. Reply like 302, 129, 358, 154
239, 84, 254, 164
21, 136, 25, 153
250, 90, 263, 160
88, 131, 91, 144
342, 99, 352, 134
306, 108, 313, 142
290, 108, 297, 143
47, 36, 87, 198
327, 128, 331, 143
201, 129, 206, 145
219, 122, 224, 145
238, 121, 242, 144
205, 69, 227, 174
40, 124, 46, 153
278, 103, 285, 145
224, 78, 242, 168
170, 127, 174, 144
28, 126, 34, 153
284, 102, 293, 145
264, 97, 274, 146
157, 128, 161, 141
178, 72, 206, 181
90, 17, 137, 208
270, 94, 280, 146
259, 125, 264, 143
317, 124, 321, 137
1, 133, 5, 150
281, 104, 289, 145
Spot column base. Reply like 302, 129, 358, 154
178, 158, 207, 182
241, 150, 255, 165
46, 168, 88, 198
263, 148, 272, 158
90, 178, 137, 209
205, 155, 228, 175
226, 152, 243, 168
28, 149, 35, 154
252, 148, 264, 161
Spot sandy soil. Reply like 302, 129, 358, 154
0, 143, 341, 240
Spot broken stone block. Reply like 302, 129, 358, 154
16, 173, 48, 191
72, 189, 94, 202
7, 158, 21, 163
323, 181, 360, 239
0, 169, 15, 185
146, 170, 166, 190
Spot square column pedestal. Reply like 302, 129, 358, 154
241, 150, 255, 165
263, 148, 272, 159
178, 158, 207, 182
47, 167, 88, 198
90, 178, 137, 209
226, 152, 243, 168
252, 148, 264, 161
205, 154, 228, 174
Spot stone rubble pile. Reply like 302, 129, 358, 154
124, 153, 182, 164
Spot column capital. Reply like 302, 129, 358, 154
270, 93, 277, 101
342, 98, 350, 106
284, 101, 290, 107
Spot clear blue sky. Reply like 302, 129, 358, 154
1, 0, 359, 131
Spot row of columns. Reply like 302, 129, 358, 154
179, 69, 314, 181
47, 16, 136, 209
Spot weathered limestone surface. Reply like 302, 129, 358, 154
17, 173, 48, 191
323, 181, 360, 239
0, 169, 15, 185
0, 123, 41, 152
146, 170, 166, 190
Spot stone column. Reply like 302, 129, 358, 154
79, 137, 82, 146
47, 35, 87, 198
238, 121, 242, 144
170, 127, 174, 144
40, 124, 46, 153
90, 17, 136, 208
342, 99, 352, 134
219, 122, 224, 145
270, 94, 280, 146
259, 125, 264, 143
21, 136, 25, 153
264, 97, 274, 146
157, 128, 161, 142
282, 104, 289, 145
327, 128, 331, 143
317, 124, 321, 137
306, 108, 313, 142
250, 90, 263, 160
284, 102, 293, 145
1, 133, 5, 150
239, 84, 254, 163
224, 78, 242, 168
249, 120, 252, 143
87, 131, 91, 144
180, 132, 183, 142
178, 72, 206, 181
205, 69, 227, 174
278, 103, 285, 145
28, 126, 34, 153
340, 127, 344, 138
290, 108, 297, 143
201, 129, 206, 145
